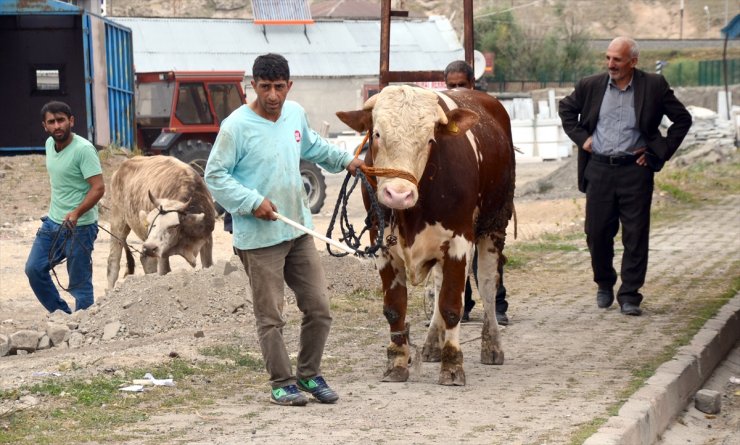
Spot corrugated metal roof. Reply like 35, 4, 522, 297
110, 16, 463, 77
0, 0, 82, 14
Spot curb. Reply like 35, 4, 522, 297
584, 292, 740, 445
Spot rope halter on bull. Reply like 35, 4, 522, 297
326, 131, 418, 258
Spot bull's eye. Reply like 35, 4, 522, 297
373, 130, 380, 139
169, 225, 179, 231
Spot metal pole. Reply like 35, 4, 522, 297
380, 0, 391, 88
464, 0, 474, 66
679, 0, 684, 40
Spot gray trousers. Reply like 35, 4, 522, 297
236, 234, 332, 389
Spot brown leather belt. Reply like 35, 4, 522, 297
590, 152, 639, 166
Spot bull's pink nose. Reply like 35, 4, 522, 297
383, 187, 415, 208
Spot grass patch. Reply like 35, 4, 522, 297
199, 345, 264, 370
655, 154, 740, 205
0, 352, 269, 445
505, 231, 583, 269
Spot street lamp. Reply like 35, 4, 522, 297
704, 5, 710, 34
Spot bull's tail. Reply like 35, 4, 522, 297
123, 241, 135, 276
512, 204, 518, 240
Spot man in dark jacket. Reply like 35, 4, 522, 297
558, 36, 691, 316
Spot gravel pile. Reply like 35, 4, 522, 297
1, 252, 379, 356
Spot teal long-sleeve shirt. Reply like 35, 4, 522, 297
204, 101, 353, 250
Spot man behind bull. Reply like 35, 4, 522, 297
205, 53, 364, 406
443, 60, 510, 326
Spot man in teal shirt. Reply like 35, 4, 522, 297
205, 53, 363, 406
25, 101, 105, 313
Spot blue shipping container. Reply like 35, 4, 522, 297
0, 0, 135, 152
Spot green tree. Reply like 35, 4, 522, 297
475, 6, 596, 83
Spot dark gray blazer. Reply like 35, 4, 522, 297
558, 69, 692, 192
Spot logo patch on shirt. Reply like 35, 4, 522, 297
294, 130, 301, 142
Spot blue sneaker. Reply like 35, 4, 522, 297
270, 384, 308, 406
297, 375, 339, 403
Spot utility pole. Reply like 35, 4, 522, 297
725, 0, 729, 26
679, 0, 684, 40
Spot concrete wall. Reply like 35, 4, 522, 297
674, 85, 740, 111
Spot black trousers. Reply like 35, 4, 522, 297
584, 160, 654, 306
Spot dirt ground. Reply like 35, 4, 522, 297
0, 151, 737, 444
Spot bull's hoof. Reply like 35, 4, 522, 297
381, 366, 409, 382
480, 349, 505, 365
421, 343, 441, 362
438, 367, 466, 386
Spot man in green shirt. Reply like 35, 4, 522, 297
25, 101, 105, 313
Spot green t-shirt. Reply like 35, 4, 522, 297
45, 134, 102, 226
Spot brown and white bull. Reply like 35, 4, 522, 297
337, 85, 515, 385
106, 156, 216, 289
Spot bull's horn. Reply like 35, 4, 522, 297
363, 93, 378, 111
147, 190, 160, 207
180, 197, 192, 212
436, 105, 448, 125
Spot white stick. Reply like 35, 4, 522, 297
273, 212, 357, 256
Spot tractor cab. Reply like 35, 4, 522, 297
135, 70, 246, 173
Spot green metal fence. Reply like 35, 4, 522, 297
698, 59, 740, 86
482, 59, 738, 92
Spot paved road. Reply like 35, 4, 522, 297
317, 161, 740, 445
658, 341, 740, 444
586, 194, 740, 444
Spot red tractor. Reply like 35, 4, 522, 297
135, 70, 327, 213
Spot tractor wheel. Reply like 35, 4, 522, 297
300, 160, 327, 214
171, 139, 212, 176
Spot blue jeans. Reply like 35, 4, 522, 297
25, 216, 99, 313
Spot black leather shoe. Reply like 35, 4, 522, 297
496, 312, 509, 326
461, 311, 471, 323
596, 287, 614, 308
620, 302, 642, 316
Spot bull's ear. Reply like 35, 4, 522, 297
183, 213, 205, 227
139, 210, 149, 228
336, 110, 373, 133
439, 108, 479, 136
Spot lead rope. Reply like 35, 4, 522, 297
326, 169, 386, 258
326, 133, 386, 258
48, 224, 89, 291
